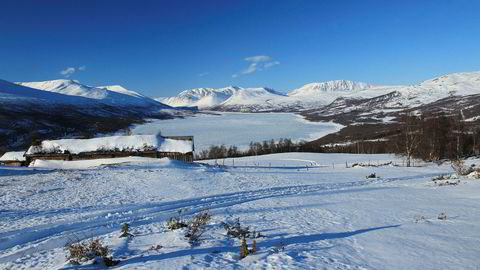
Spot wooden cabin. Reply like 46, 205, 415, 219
0, 151, 27, 166
25, 135, 194, 164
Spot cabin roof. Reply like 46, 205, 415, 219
26, 135, 193, 155
0, 151, 26, 161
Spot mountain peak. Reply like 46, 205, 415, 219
289, 80, 371, 96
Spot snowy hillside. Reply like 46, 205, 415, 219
0, 79, 185, 150
18, 80, 167, 107
1, 153, 479, 269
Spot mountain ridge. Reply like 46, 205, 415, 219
161, 71, 480, 112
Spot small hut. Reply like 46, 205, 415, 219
25, 134, 194, 164
0, 151, 27, 166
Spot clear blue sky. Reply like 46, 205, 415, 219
1, 0, 479, 96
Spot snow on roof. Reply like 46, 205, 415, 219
26, 135, 193, 155
0, 151, 26, 161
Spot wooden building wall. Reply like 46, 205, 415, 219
25, 151, 193, 164
0, 161, 26, 167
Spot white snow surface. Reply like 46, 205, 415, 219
0, 151, 26, 161
0, 152, 479, 269
25, 135, 193, 155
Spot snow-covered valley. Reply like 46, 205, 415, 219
1, 153, 479, 269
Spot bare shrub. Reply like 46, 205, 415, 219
185, 211, 212, 246
438, 212, 447, 220
451, 160, 473, 176
272, 241, 287, 253
167, 209, 188, 230
222, 218, 251, 240
413, 215, 432, 223
65, 239, 118, 266
149, 244, 163, 251
223, 218, 262, 259
435, 179, 460, 186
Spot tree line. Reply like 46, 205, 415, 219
392, 112, 480, 165
195, 138, 304, 160
195, 112, 480, 165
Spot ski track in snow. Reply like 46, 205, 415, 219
2, 169, 432, 263
0, 153, 478, 269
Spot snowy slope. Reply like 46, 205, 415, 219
98, 85, 143, 97
18, 80, 168, 107
0, 79, 95, 105
1, 153, 479, 269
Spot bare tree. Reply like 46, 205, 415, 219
396, 112, 422, 167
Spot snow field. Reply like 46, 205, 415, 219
0, 153, 479, 269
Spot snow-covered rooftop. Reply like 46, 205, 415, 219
0, 151, 26, 161
25, 135, 193, 155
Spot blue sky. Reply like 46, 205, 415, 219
1, 0, 479, 96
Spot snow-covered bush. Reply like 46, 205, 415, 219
65, 239, 118, 267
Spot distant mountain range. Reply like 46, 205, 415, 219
159, 71, 480, 112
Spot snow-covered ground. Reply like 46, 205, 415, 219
131, 112, 343, 151
1, 153, 479, 269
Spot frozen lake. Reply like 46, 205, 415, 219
132, 112, 343, 151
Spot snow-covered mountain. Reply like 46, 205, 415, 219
159, 86, 240, 108
17, 79, 166, 108
161, 80, 380, 111
288, 80, 371, 96
160, 86, 294, 111
162, 71, 480, 112
1, 79, 94, 106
